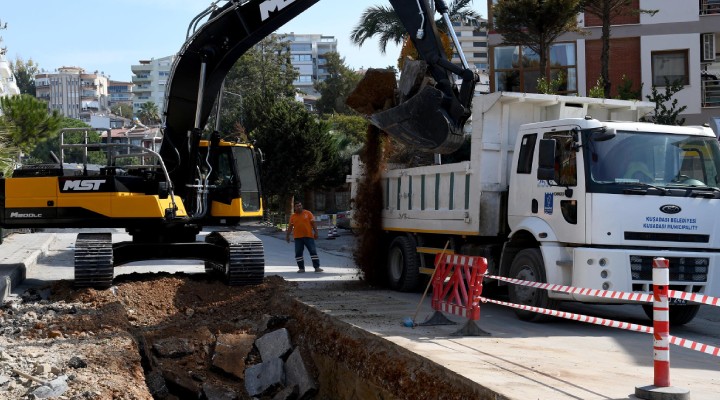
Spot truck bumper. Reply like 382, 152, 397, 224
567, 247, 717, 304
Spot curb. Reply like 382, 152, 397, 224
0, 233, 57, 302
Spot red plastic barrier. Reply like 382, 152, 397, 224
431, 254, 487, 320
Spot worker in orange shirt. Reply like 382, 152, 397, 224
285, 201, 323, 273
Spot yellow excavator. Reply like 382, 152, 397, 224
0, 0, 478, 288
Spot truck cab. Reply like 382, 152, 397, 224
508, 119, 720, 323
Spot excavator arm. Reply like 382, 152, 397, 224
161, 0, 478, 199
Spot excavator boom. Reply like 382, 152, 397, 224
162, 0, 478, 198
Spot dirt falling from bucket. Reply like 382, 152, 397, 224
345, 68, 398, 285
352, 125, 387, 285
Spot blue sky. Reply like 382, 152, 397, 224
1, 0, 487, 82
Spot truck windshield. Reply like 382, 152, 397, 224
584, 130, 720, 193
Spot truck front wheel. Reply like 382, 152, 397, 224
508, 248, 558, 322
642, 304, 700, 326
387, 236, 420, 292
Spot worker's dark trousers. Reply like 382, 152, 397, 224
294, 237, 320, 270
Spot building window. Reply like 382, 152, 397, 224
291, 54, 313, 62
651, 50, 689, 86
493, 43, 577, 95
290, 43, 312, 52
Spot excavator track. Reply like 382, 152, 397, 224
74, 233, 114, 289
205, 231, 265, 286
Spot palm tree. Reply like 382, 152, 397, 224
350, 0, 481, 55
138, 101, 160, 125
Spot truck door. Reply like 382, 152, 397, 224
535, 129, 587, 244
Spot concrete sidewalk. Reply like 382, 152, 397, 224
0, 231, 56, 302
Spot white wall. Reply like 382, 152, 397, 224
640, 0, 698, 24
576, 40, 587, 95
641, 34, 701, 114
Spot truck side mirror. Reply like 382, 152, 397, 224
537, 139, 557, 181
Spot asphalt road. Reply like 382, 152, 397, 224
16, 228, 720, 400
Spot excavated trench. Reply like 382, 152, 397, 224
42, 273, 490, 400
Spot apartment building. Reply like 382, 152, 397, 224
451, 17, 490, 94
108, 80, 134, 110
34, 67, 109, 121
487, 0, 720, 126
130, 55, 175, 117
283, 33, 337, 98
0, 45, 20, 98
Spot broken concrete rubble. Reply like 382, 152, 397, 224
284, 348, 316, 398
202, 382, 239, 400
243, 327, 317, 398
255, 328, 292, 361
244, 357, 284, 397
211, 332, 256, 378
152, 337, 195, 358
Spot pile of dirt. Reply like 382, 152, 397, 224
1, 273, 488, 399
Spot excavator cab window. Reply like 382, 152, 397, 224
233, 146, 262, 212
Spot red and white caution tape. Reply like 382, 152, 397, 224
484, 274, 652, 303
670, 336, 720, 357
480, 297, 652, 333
667, 290, 720, 307
480, 297, 720, 357
484, 274, 720, 307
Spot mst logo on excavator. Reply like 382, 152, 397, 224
62, 179, 107, 191
259, 0, 296, 21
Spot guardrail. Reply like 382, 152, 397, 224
700, 0, 720, 15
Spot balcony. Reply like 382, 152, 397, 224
702, 73, 720, 107
700, 0, 720, 15
132, 75, 150, 83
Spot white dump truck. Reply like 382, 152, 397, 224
349, 91, 720, 325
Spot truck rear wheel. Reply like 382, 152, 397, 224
387, 236, 420, 292
508, 248, 558, 322
642, 304, 700, 326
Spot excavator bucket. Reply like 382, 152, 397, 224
347, 62, 466, 154
370, 86, 464, 154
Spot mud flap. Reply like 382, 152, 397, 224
369, 86, 464, 154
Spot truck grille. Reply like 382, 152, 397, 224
629, 255, 708, 282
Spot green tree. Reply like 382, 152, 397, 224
493, 0, 582, 81
9, 57, 39, 96
0, 127, 19, 176
579, 0, 656, 98
642, 79, 687, 126
319, 114, 368, 190
212, 34, 298, 136
325, 114, 368, 146
28, 118, 105, 165
137, 101, 160, 125
537, 71, 566, 94
350, 0, 481, 62
251, 98, 331, 209
111, 103, 133, 120
0, 94, 61, 153
615, 74, 642, 100
314, 52, 362, 115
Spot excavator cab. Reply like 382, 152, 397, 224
194, 138, 263, 226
